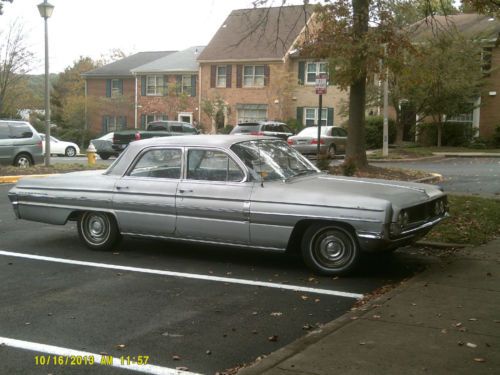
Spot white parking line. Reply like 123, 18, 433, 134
0, 250, 363, 299
0, 336, 200, 375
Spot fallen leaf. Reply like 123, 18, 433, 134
268, 335, 278, 342
372, 315, 381, 319
455, 322, 463, 327
473, 358, 486, 363
252, 311, 258, 316
441, 329, 447, 334
25, 322, 30, 325
270, 312, 283, 317
172, 355, 181, 360
206, 350, 211, 355
468, 318, 478, 321
112, 252, 119, 255
314, 298, 320, 303
466, 343, 477, 348
302, 324, 313, 330
301, 295, 309, 301
116, 344, 126, 349
176, 367, 189, 371
458, 341, 464, 346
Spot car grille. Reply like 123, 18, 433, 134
407, 197, 447, 224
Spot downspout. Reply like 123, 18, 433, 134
134, 75, 138, 129
198, 65, 202, 132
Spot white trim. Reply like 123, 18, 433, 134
178, 112, 193, 124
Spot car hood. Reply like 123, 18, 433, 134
252, 173, 443, 212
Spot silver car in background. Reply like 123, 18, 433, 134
0, 120, 43, 167
8, 135, 448, 275
288, 126, 347, 157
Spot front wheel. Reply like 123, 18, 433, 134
301, 223, 360, 275
77, 211, 121, 251
65, 146, 77, 157
98, 153, 110, 160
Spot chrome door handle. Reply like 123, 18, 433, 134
179, 189, 193, 193
116, 186, 129, 190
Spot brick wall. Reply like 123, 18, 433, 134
479, 45, 500, 139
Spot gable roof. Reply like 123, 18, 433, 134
197, 5, 314, 62
131, 46, 205, 74
82, 51, 176, 77
410, 13, 500, 42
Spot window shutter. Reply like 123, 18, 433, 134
298, 62, 305, 85
105, 79, 111, 97
176, 75, 182, 95
327, 108, 334, 126
191, 75, 197, 97
163, 75, 169, 96
264, 65, 270, 86
210, 65, 216, 88
296, 107, 304, 127
226, 65, 232, 88
118, 79, 123, 95
141, 114, 146, 129
141, 76, 146, 96
236, 65, 242, 88
102, 116, 108, 133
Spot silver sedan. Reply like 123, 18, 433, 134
288, 126, 347, 157
8, 135, 448, 275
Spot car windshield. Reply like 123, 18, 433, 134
231, 140, 319, 181
298, 126, 329, 137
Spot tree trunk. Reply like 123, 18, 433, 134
437, 121, 443, 147
395, 109, 404, 145
345, 0, 369, 169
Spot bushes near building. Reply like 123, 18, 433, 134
365, 116, 396, 149
417, 122, 475, 147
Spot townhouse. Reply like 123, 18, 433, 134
196, 5, 347, 131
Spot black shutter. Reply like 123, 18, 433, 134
105, 79, 111, 97
141, 114, 146, 129
236, 65, 242, 88
296, 107, 304, 127
226, 65, 232, 88
141, 76, 146, 96
327, 108, 334, 126
298, 62, 305, 85
264, 65, 270, 86
210, 65, 216, 88
191, 75, 197, 97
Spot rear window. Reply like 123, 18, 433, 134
147, 122, 168, 131
182, 124, 197, 134
230, 124, 260, 134
9, 123, 33, 139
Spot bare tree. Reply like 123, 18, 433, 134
0, 20, 35, 116
0, 0, 13, 16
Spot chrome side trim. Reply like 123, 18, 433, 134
252, 211, 383, 224
252, 201, 384, 213
176, 215, 247, 224
357, 232, 384, 240
121, 232, 286, 252
16, 201, 114, 214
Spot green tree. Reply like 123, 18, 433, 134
396, 33, 484, 146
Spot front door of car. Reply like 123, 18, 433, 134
175, 148, 252, 245
112, 147, 182, 236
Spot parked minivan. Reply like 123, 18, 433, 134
0, 120, 44, 167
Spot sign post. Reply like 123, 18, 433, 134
315, 74, 328, 159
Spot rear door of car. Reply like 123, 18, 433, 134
175, 147, 252, 245
0, 123, 14, 163
112, 147, 182, 236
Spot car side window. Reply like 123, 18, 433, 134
129, 148, 182, 179
182, 124, 197, 134
187, 149, 244, 182
169, 123, 183, 132
0, 124, 10, 139
9, 124, 33, 139
337, 128, 347, 137
332, 128, 339, 136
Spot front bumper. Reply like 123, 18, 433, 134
357, 213, 449, 252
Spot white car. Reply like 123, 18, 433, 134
40, 134, 80, 157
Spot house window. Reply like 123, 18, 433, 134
146, 75, 166, 96
304, 108, 328, 126
243, 65, 265, 87
482, 47, 493, 75
237, 108, 267, 123
446, 113, 473, 123
181, 75, 192, 94
111, 79, 122, 97
216, 66, 226, 87
104, 116, 127, 132
306, 62, 327, 84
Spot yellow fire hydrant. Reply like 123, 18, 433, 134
87, 143, 97, 166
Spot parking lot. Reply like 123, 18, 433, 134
0, 180, 431, 374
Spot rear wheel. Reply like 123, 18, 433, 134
13, 153, 33, 168
65, 146, 77, 157
301, 223, 360, 275
77, 211, 121, 251
98, 153, 110, 160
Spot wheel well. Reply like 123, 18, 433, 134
13, 152, 33, 165
286, 219, 356, 254
67, 210, 118, 224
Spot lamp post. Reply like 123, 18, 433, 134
38, 0, 55, 166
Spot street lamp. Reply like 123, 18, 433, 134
38, 0, 55, 166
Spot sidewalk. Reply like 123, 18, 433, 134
239, 239, 500, 375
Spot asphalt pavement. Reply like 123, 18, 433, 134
0, 184, 431, 375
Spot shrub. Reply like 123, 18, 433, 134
493, 125, 500, 148
417, 122, 475, 147
286, 118, 302, 134
364, 116, 396, 149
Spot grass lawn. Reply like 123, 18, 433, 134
423, 195, 500, 245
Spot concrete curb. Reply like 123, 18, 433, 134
0, 174, 57, 184
368, 155, 443, 163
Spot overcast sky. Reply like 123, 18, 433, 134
1, 0, 306, 74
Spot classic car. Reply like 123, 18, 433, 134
8, 135, 448, 275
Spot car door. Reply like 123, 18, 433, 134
332, 128, 347, 153
0, 123, 13, 164
175, 148, 252, 245
50, 136, 62, 154
112, 147, 182, 236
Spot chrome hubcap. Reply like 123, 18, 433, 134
82, 213, 109, 244
18, 157, 30, 168
320, 237, 345, 261
312, 228, 353, 268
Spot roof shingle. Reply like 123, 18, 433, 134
131, 46, 205, 74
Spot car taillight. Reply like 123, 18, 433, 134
250, 131, 265, 136
311, 138, 325, 145
37, 141, 43, 149
287, 139, 294, 145
134, 132, 141, 141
